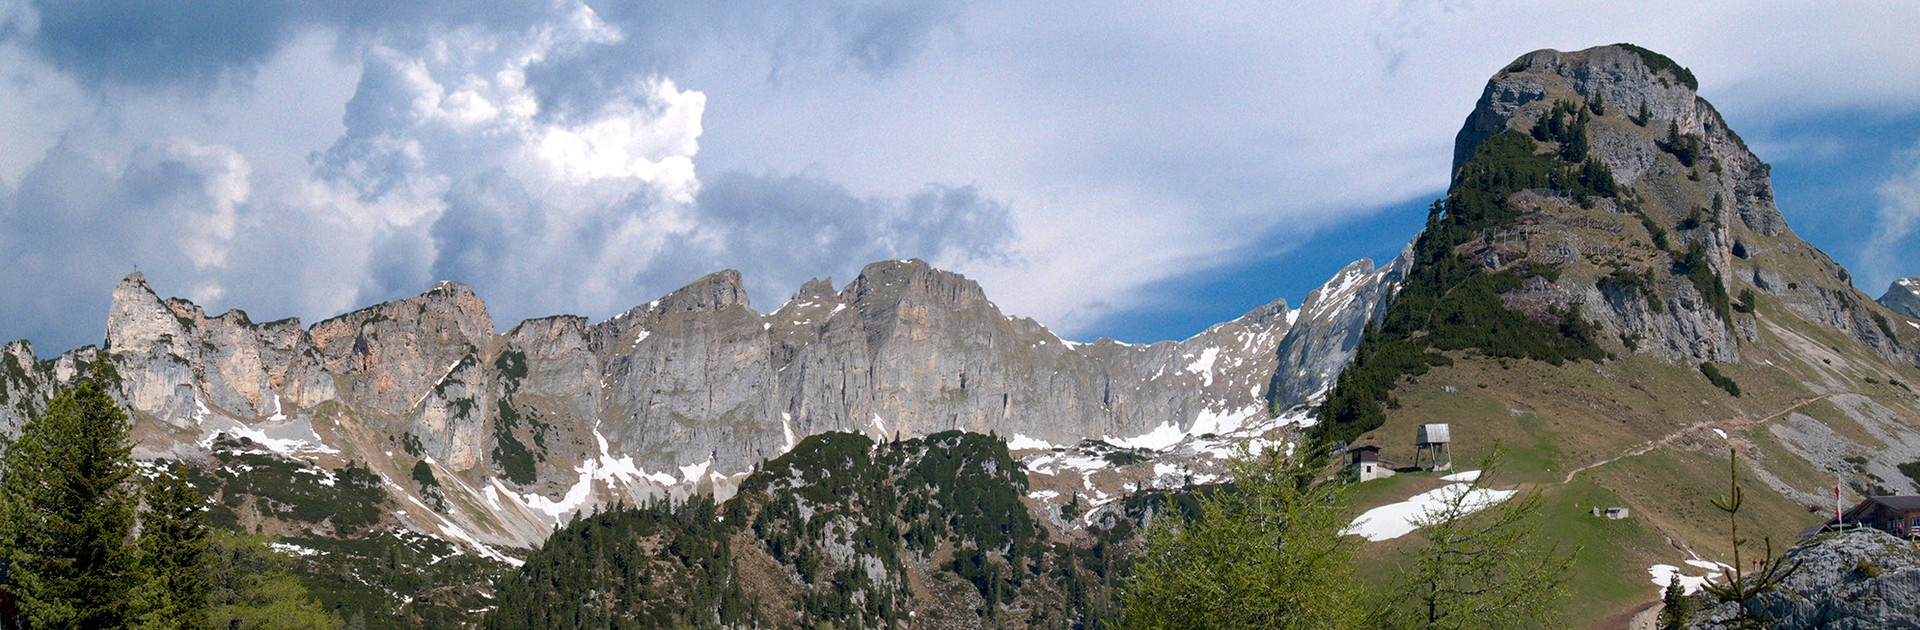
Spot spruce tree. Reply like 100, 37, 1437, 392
1699, 449, 1800, 629
131, 465, 213, 630
0, 360, 138, 628
1657, 578, 1693, 629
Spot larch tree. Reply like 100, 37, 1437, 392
1121, 442, 1370, 629
1392, 455, 1574, 629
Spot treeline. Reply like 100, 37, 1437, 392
1310, 127, 1613, 448
487, 430, 1135, 629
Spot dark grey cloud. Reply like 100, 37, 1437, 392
0, 135, 249, 350
17, 0, 551, 90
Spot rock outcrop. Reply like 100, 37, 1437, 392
1688, 529, 1920, 629
1267, 248, 1411, 409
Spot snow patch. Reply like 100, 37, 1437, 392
199, 411, 339, 456
1106, 422, 1185, 451
1345, 482, 1516, 541
781, 412, 798, 451
1649, 562, 1724, 596
1184, 347, 1221, 386
1440, 469, 1481, 482
870, 414, 889, 438
1712, 428, 1728, 439
1005, 434, 1057, 451
267, 542, 323, 557
1189, 404, 1260, 436
679, 458, 712, 484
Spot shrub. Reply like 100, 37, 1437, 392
1616, 43, 1699, 90
1699, 363, 1741, 397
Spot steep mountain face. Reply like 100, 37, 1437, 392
1267, 251, 1412, 408
1451, 45, 1914, 369
0, 253, 1393, 557
1323, 44, 1920, 625
1884, 277, 1920, 319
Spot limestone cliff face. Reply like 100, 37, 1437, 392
102, 272, 336, 427
0, 257, 1352, 548
1268, 249, 1412, 410
1452, 45, 1917, 368
0, 340, 52, 438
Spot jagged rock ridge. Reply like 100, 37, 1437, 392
0, 256, 1396, 551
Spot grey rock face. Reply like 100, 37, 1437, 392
1452, 45, 1918, 368
1690, 529, 1920, 629
309, 281, 493, 415
103, 272, 336, 427
1267, 247, 1411, 409
0, 257, 1350, 547
0, 340, 52, 439
1882, 278, 1920, 319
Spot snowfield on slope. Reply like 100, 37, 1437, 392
1344, 473, 1514, 541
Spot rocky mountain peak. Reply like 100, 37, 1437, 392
1883, 277, 1920, 319
843, 259, 990, 312
657, 270, 751, 314
792, 277, 836, 302
1459, 44, 1785, 237
105, 270, 189, 356
305, 281, 494, 413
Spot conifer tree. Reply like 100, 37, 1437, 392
1122, 442, 1368, 629
131, 465, 213, 630
1657, 578, 1694, 630
0, 360, 138, 628
1699, 449, 1800, 629
1392, 455, 1574, 629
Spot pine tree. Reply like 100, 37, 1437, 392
131, 465, 213, 630
1122, 442, 1369, 629
0, 360, 138, 628
203, 531, 337, 630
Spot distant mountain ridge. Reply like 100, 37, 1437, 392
3, 41, 1915, 627
0, 253, 1398, 551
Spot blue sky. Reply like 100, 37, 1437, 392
0, 1, 1915, 352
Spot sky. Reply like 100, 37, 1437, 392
0, 1, 1916, 353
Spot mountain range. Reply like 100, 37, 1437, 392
1, 43, 1917, 626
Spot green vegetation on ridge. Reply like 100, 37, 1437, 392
1310, 129, 1612, 448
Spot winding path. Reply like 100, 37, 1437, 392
1560, 395, 1830, 484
